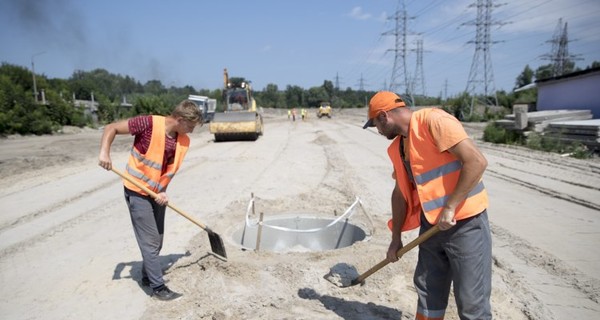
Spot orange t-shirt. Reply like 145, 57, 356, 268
402, 109, 469, 160
426, 109, 469, 152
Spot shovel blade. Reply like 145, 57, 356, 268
207, 230, 227, 259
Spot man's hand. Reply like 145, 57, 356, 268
386, 238, 403, 263
438, 207, 457, 230
98, 152, 112, 170
155, 192, 169, 206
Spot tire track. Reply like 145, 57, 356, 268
492, 223, 600, 305
486, 169, 600, 211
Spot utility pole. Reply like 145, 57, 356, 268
463, 0, 503, 117
384, 0, 414, 104
31, 51, 46, 102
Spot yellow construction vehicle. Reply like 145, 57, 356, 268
209, 68, 264, 141
317, 102, 332, 118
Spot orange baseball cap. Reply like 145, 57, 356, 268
363, 91, 406, 129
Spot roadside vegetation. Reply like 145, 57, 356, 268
1, 61, 597, 138
483, 122, 592, 159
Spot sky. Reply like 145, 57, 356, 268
1, 0, 599, 98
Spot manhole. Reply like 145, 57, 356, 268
231, 197, 374, 253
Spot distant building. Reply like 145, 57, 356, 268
73, 92, 100, 123
536, 67, 600, 118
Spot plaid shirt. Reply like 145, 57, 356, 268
128, 115, 176, 174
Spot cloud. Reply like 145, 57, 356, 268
347, 6, 372, 20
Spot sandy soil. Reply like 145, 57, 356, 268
1, 108, 599, 320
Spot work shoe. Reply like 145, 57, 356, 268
152, 285, 182, 301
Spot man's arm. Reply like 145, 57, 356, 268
98, 120, 130, 170
437, 138, 488, 230
387, 184, 408, 262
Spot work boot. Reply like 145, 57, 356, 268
152, 285, 182, 301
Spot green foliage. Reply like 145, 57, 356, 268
515, 65, 534, 89
133, 96, 172, 116
535, 64, 553, 81
2, 59, 590, 142
483, 125, 592, 159
446, 92, 471, 120
483, 122, 522, 144
258, 83, 283, 108
525, 132, 592, 158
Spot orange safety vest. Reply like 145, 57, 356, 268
388, 109, 488, 231
124, 115, 190, 195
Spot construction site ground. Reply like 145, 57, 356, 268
1, 108, 599, 319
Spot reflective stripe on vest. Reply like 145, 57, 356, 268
129, 147, 162, 170
422, 180, 486, 212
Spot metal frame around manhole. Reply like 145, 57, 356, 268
232, 196, 375, 252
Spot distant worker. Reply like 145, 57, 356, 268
363, 91, 491, 319
301, 108, 306, 121
288, 109, 291, 120
98, 100, 202, 301
291, 108, 297, 122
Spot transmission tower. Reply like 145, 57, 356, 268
384, 0, 414, 103
541, 19, 581, 77
334, 72, 341, 90
464, 0, 503, 115
410, 38, 427, 98
357, 73, 367, 91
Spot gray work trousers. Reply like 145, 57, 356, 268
124, 188, 166, 290
414, 210, 492, 320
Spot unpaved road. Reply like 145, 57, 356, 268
1, 108, 599, 319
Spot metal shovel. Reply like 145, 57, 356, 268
338, 225, 440, 287
111, 168, 227, 260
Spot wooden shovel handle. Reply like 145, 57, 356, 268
110, 168, 208, 230
354, 225, 440, 284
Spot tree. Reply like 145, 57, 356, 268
322, 80, 334, 100
305, 86, 329, 107
535, 64, 554, 81
257, 83, 282, 108
143, 80, 166, 96
284, 85, 304, 108
515, 65, 534, 89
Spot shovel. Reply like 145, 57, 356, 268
331, 225, 440, 288
111, 168, 227, 260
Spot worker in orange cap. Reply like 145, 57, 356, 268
363, 91, 491, 320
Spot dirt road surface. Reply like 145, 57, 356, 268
1, 108, 599, 319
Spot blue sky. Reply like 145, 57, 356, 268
1, 0, 599, 98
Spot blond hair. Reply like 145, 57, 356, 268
172, 99, 203, 123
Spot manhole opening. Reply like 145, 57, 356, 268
231, 196, 374, 253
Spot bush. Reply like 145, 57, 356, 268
526, 132, 592, 159
483, 122, 521, 144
